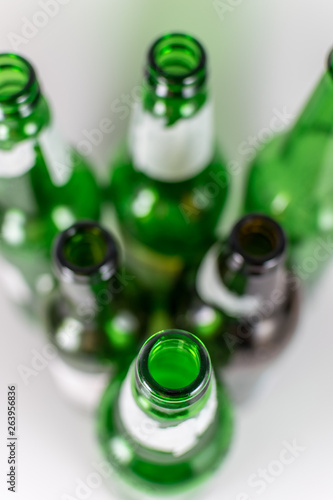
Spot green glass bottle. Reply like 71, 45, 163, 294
97, 329, 233, 497
0, 54, 101, 311
45, 220, 149, 411
244, 49, 333, 275
171, 214, 301, 402
109, 33, 229, 293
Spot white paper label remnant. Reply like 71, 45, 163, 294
129, 101, 214, 182
39, 124, 73, 186
0, 140, 36, 178
118, 366, 218, 457
196, 244, 261, 317
0, 124, 73, 186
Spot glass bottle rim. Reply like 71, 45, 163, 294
146, 33, 207, 98
135, 330, 212, 411
0, 53, 40, 117
53, 220, 119, 284
226, 213, 286, 272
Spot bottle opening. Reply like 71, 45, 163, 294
230, 214, 286, 266
238, 220, 278, 257
136, 330, 211, 410
54, 221, 118, 281
63, 226, 108, 269
0, 54, 39, 115
151, 34, 205, 78
0, 54, 32, 100
147, 33, 207, 97
148, 337, 201, 390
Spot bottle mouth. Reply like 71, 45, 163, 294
228, 214, 286, 271
136, 330, 211, 410
146, 33, 207, 98
0, 53, 40, 117
53, 221, 119, 283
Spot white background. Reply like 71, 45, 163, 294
0, 0, 333, 499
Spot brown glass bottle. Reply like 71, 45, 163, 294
171, 214, 301, 402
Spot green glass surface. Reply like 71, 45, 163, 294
109, 34, 229, 292
62, 227, 108, 268
97, 329, 233, 495
148, 336, 201, 389
244, 51, 333, 272
0, 54, 101, 308
46, 221, 149, 372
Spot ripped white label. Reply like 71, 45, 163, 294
196, 244, 261, 317
0, 140, 36, 178
118, 366, 218, 457
129, 101, 214, 182
0, 124, 73, 185
39, 124, 73, 186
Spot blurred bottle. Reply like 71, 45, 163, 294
108, 33, 229, 294
244, 49, 333, 280
171, 214, 301, 403
97, 329, 233, 498
45, 221, 149, 411
0, 53, 100, 314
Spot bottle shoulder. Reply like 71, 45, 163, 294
45, 289, 145, 369
245, 129, 333, 241
97, 372, 233, 494
226, 272, 301, 366
111, 146, 227, 189
109, 148, 228, 259
173, 259, 301, 368
0, 96, 51, 148
0, 130, 101, 234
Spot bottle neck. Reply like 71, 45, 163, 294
0, 54, 58, 181
0, 54, 41, 118
129, 33, 214, 182
197, 214, 287, 317
59, 278, 113, 320
118, 330, 218, 456
54, 221, 119, 320
285, 53, 333, 147
0, 54, 49, 140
